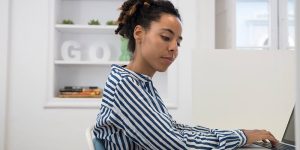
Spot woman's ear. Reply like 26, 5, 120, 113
133, 25, 144, 44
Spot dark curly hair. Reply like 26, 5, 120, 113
115, 0, 181, 55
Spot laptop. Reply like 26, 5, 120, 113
254, 108, 295, 150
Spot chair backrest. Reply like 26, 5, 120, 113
93, 138, 106, 150
86, 126, 105, 150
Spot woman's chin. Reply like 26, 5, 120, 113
156, 66, 169, 72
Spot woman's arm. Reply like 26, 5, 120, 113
171, 119, 211, 133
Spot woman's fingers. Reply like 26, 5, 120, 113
260, 130, 279, 146
242, 129, 279, 145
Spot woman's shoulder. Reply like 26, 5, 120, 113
102, 65, 138, 107
108, 64, 140, 86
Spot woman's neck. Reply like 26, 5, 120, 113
126, 58, 155, 77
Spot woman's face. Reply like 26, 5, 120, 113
134, 13, 182, 75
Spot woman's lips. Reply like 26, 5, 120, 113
161, 56, 174, 64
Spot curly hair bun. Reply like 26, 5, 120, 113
115, 0, 181, 54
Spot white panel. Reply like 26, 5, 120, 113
296, 0, 300, 148
194, 0, 296, 140
0, 0, 9, 149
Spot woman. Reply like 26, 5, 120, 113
93, 0, 278, 149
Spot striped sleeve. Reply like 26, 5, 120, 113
171, 120, 211, 133
110, 76, 247, 150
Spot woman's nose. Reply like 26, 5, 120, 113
168, 40, 178, 51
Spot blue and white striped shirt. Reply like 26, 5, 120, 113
94, 64, 247, 150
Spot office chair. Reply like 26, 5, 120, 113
86, 126, 105, 150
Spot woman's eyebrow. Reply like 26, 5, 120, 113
161, 28, 183, 41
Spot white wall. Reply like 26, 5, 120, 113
193, 0, 296, 140
0, 0, 10, 149
5, 0, 99, 149
4, 0, 194, 149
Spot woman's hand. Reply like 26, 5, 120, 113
242, 129, 279, 146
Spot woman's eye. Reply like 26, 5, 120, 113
161, 35, 170, 41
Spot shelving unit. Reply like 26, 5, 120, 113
46, 0, 178, 109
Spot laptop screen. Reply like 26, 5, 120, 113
281, 108, 295, 145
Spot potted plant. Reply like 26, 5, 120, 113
88, 19, 100, 25
62, 19, 74, 24
106, 20, 118, 25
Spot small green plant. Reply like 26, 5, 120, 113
88, 19, 100, 25
62, 19, 74, 24
106, 20, 118, 25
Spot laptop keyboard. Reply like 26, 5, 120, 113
254, 141, 295, 150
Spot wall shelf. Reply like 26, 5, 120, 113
45, 97, 102, 108
54, 60, 129, 65
44, 97, 178, 109
55, 24, 117, 34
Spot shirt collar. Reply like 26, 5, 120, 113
111, 64, 152, 82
